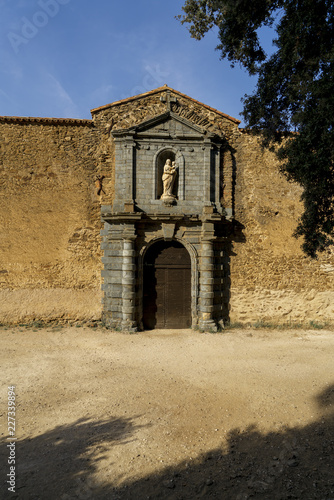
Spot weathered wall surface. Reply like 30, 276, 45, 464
0, 118, 104, 323
230, 132, 334, 324
1, 87, 333, 326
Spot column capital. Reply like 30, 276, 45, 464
122, 225, 137, 241
201, 222, 215, 242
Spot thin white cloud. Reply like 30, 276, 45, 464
90, 84, 113, 104
0, 89, 16, 109
45, 72, 79, 117
0, 87, 11, 101
119, 62, 170, 100
0, 48, 24, 80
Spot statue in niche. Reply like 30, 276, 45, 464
161, 159, 177, 204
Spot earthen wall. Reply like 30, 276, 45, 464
231, 132, 334, 324
0, 118, 105, 323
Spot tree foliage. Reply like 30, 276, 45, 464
179, 0, 334, 257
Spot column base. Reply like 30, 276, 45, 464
121, 319, 138, 333
102, 312, 119, 330
198, 319, 218, 333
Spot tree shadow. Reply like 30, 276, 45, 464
214, 220, 246, 326
1, 386, 334, 499
115, 384, 334, 500
0, 416, 148, 499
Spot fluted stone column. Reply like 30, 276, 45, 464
199, 225, 217, 332
121, 228, 137, 331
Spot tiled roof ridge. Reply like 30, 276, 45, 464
0, 116, 93, 125
90, 85, 241, 125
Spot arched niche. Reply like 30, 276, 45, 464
153, 147, 185, 200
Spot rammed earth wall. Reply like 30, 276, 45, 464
0, 86, 333, 326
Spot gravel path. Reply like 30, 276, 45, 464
1, 326, 334, 499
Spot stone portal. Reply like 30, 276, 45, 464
101, 91, 233, 331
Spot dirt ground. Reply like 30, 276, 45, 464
1, 325, 334, 500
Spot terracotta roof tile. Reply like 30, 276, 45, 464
0, 116, 93, 125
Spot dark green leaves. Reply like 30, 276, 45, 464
179, 0, 334, 257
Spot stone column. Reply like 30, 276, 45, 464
121, 227, 137, 331
215, 144, 222, 210
101, 223, 124, 330
223, 148, 234, 220
112, 134, 136, 212
199, 223, 217, 332
203, 141, 212, 206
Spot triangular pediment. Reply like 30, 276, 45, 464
91, 85, 240, 125
111, 111, 216, 140
92, 86, 240, 138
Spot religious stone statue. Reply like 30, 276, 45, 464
161, 159, 177, 201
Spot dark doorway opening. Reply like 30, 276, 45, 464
143, 240, 191, 329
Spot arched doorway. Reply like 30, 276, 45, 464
143, 240, 191, 329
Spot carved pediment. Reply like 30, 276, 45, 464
110, 103, 228, 217
111, 111, 220, 141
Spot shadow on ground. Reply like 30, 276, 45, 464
1, 386, 333, 499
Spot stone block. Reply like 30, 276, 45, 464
105, 287, 122, 299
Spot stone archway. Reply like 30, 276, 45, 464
142, 240, 191, 330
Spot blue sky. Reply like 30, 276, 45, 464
0, 0, 276, 126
